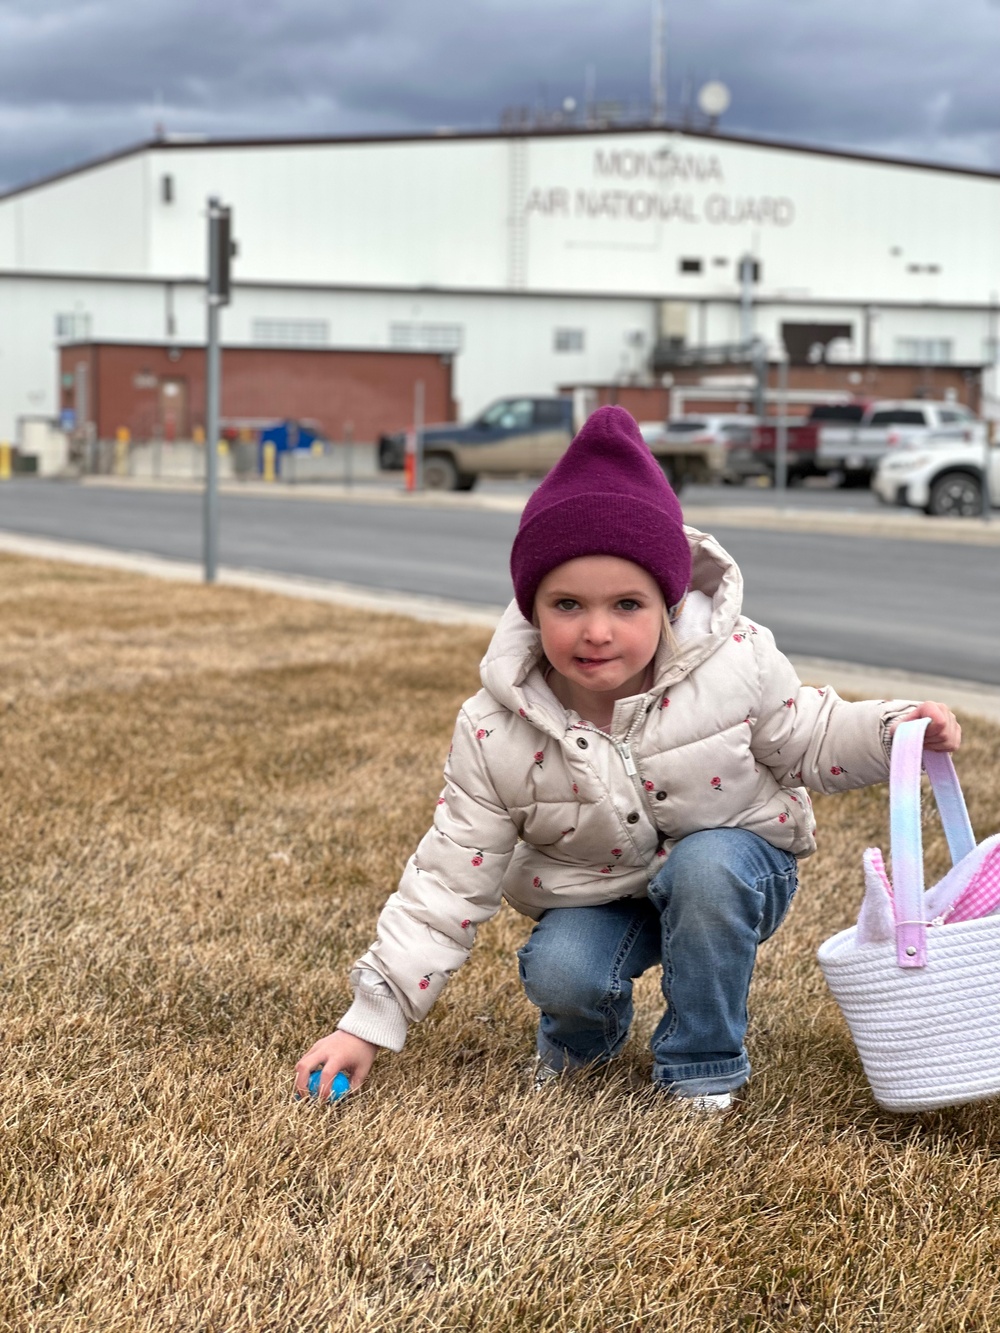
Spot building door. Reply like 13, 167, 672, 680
159, 377, 188, 441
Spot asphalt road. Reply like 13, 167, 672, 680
1, 479, 996, 685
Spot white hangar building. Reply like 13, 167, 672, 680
2, 122, 1000, 442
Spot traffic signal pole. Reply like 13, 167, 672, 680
204, 197, 233, 582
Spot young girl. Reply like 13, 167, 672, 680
295, 406, 960, 1113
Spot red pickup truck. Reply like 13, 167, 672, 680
728, 403, 870, 486
732, 399, 983, 488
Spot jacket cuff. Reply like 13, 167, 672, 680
879, 701, 920, 762
337, 986, 409, 1053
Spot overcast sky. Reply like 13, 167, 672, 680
2, 0, 1000, 194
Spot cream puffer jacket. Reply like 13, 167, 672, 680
338, 528, 912, 1051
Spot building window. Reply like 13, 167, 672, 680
679, 258, 702, 274
55, 312, 92, 341
251, 318, 330, 345
161, 174, 174, 204
895, 337, 953, 364
781, 321, 853, 366
553, 327, 585, 352
389, 322, 464, 352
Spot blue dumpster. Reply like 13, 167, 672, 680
257, 419, 326, 475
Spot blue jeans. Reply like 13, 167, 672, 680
516, 828, 798, 1096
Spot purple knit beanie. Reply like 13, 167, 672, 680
510, 405, 691, 622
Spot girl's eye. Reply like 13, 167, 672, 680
555, 599, 579, 612
618, 599, 641, 611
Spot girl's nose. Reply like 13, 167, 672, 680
583, 616, 613, 644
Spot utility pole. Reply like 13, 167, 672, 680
775, 353, 789, 497
985, 292, 998, 523
650, 0, 667, 125
204, 197, 233, 582
738, 254, 757, 346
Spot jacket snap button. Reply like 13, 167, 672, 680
626, 811, 639, 824
656, 790, 667, 801
576, 737, 588, 748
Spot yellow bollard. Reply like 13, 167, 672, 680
311, 439, 323, 457
217, 439, 229, 457
115, 427, 130, 477
0, 442, 10, 481
263, 441, 276, 483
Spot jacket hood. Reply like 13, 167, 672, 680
480, 526, 743, 737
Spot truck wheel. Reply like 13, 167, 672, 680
928, 471, 982, 517
422, 454, 459, 491
454, 472, 477, 492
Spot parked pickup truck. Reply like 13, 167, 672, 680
726, 404, 868, 485
639, 414, 756, 487
378, 397, 575, 491
732, 400, 985, 487
817, 400, 985, 483
873, 436, 1000, 516
378, 396, 719, 492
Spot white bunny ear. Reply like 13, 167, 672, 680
856, 846, 896, 945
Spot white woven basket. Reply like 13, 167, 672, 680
817, 718, 1000, 1113
818, 916, 1000, 1111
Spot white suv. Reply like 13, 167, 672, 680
873, 437, 1000, 516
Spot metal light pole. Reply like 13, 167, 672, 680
984, 292, 998, 523
775, 353, 789, 497
983, 429, 993, 523
204, 196, 233, 582
414, 379, 425, 490
738, 254, 756, 346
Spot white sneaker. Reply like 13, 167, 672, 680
685, 1091, 734, 1114
528, 1058, 564, 1092
668, 1090, 736, 1117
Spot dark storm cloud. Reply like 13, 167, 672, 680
1, 0, 999, 193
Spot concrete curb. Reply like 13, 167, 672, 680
0, 532, 504, 628
1, 528, 998, 724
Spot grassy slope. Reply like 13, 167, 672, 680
0, 555, 998, 1332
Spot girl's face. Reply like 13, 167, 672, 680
534, 556, 665, 703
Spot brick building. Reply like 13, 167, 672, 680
59, 342, 455, 444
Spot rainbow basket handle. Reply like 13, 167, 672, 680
890, 717, 975, 969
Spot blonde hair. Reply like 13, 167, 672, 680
660, 606, 679, 659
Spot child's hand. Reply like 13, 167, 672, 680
891, 701, 962, 753
294, 1030, 379, 1100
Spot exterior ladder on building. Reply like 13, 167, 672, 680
507, 138, 528, 290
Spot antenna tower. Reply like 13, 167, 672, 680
650, 0, 667, 125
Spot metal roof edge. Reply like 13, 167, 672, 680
2, 121, 999, 203
0, 139, 154, 203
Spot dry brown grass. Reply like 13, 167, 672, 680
1, 553, 999, 1333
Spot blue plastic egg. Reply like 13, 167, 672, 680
305, 1069, 350, 1103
